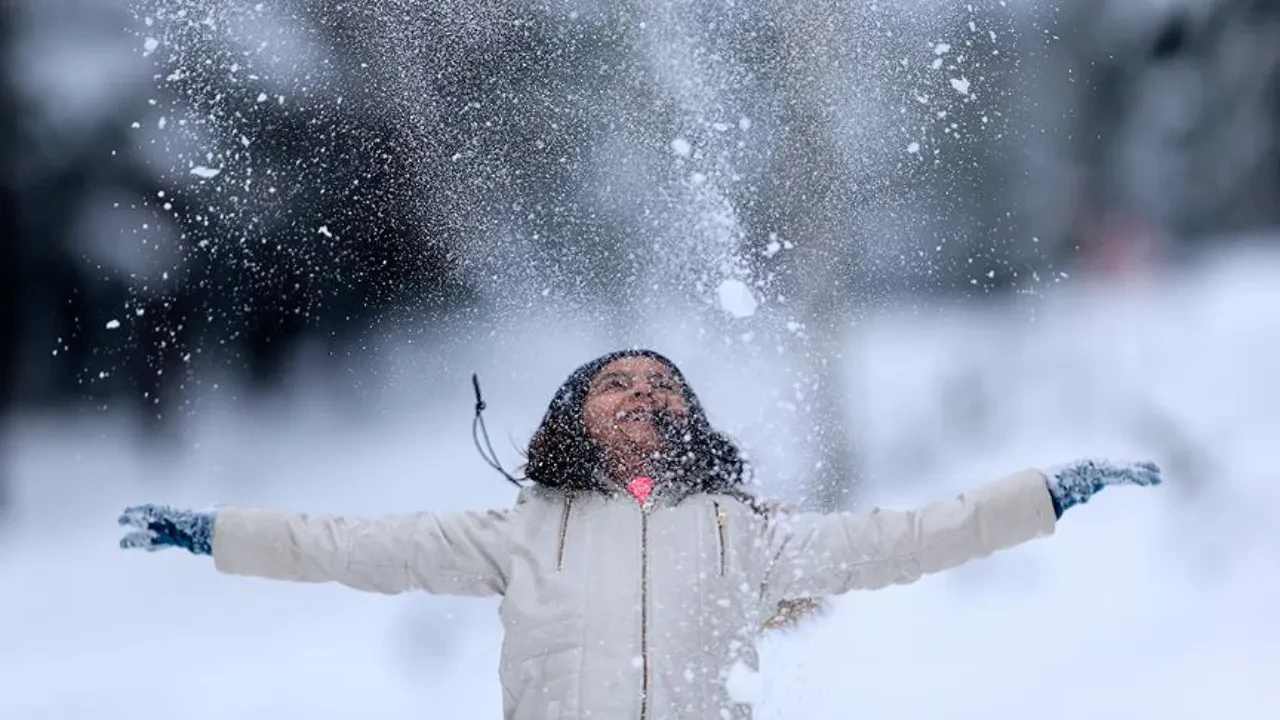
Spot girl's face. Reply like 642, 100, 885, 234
582, 356, 689, 467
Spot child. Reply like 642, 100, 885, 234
119, 349, 1161, 720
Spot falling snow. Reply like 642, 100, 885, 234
716, 278, 758, 319
7, 0, 1280, 716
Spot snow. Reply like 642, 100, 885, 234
3, 251, 1278, 720
189, 165, 222, 179
715, 278, 758, 319
725, 659, 764, 707
671, 138, 693, 157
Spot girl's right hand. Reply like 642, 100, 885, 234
119, 504, 216, 556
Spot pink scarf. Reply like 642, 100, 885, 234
626, 476, 655, 505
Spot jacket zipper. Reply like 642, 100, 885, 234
713, 501, 728, 577
555, 496, 572, 570
639, 502, 651, 720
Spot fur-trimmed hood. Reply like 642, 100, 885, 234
524, 349, 756, 509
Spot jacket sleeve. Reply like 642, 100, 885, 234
211, 506, 513, 596
761, 469, 1056, 603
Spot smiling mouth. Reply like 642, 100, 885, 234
615, 408, 659, 423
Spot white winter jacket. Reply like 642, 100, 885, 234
212, 469, 1056, 719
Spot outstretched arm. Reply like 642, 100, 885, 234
762, 459, 1159, 602
119, 503, 514, 597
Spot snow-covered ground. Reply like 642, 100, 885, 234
2, 248, 1278, 718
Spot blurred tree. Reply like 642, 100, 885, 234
2, 0, 475, 433
729, 2, 1036, 509
0, 1, 17, 516
1158, 0, 1280, 245
133, 1, 475, 404
732, 0, 872, 510
1022, 0, 1280, 267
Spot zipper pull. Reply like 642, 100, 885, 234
713, 501, 729, 576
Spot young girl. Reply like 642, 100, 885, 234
119, 349, 1160, 719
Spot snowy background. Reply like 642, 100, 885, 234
5, 250, 1278, 718
3, 0, 1280, 717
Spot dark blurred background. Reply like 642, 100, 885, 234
2, 0, 1277, 511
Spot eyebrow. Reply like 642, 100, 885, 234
591, 370, 629, 386
591, 369, 680, 386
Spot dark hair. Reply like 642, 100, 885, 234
524, 349, 759, 508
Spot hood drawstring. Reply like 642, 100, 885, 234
472, 373, 524, 488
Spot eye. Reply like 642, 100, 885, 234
600, 375, 628, 390
650, 375, 677, 391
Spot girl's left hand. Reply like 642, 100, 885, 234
1044, 459, 1162, 517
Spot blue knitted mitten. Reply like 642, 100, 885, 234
119, 504, 216, 556
1044, 459, 1162, 518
